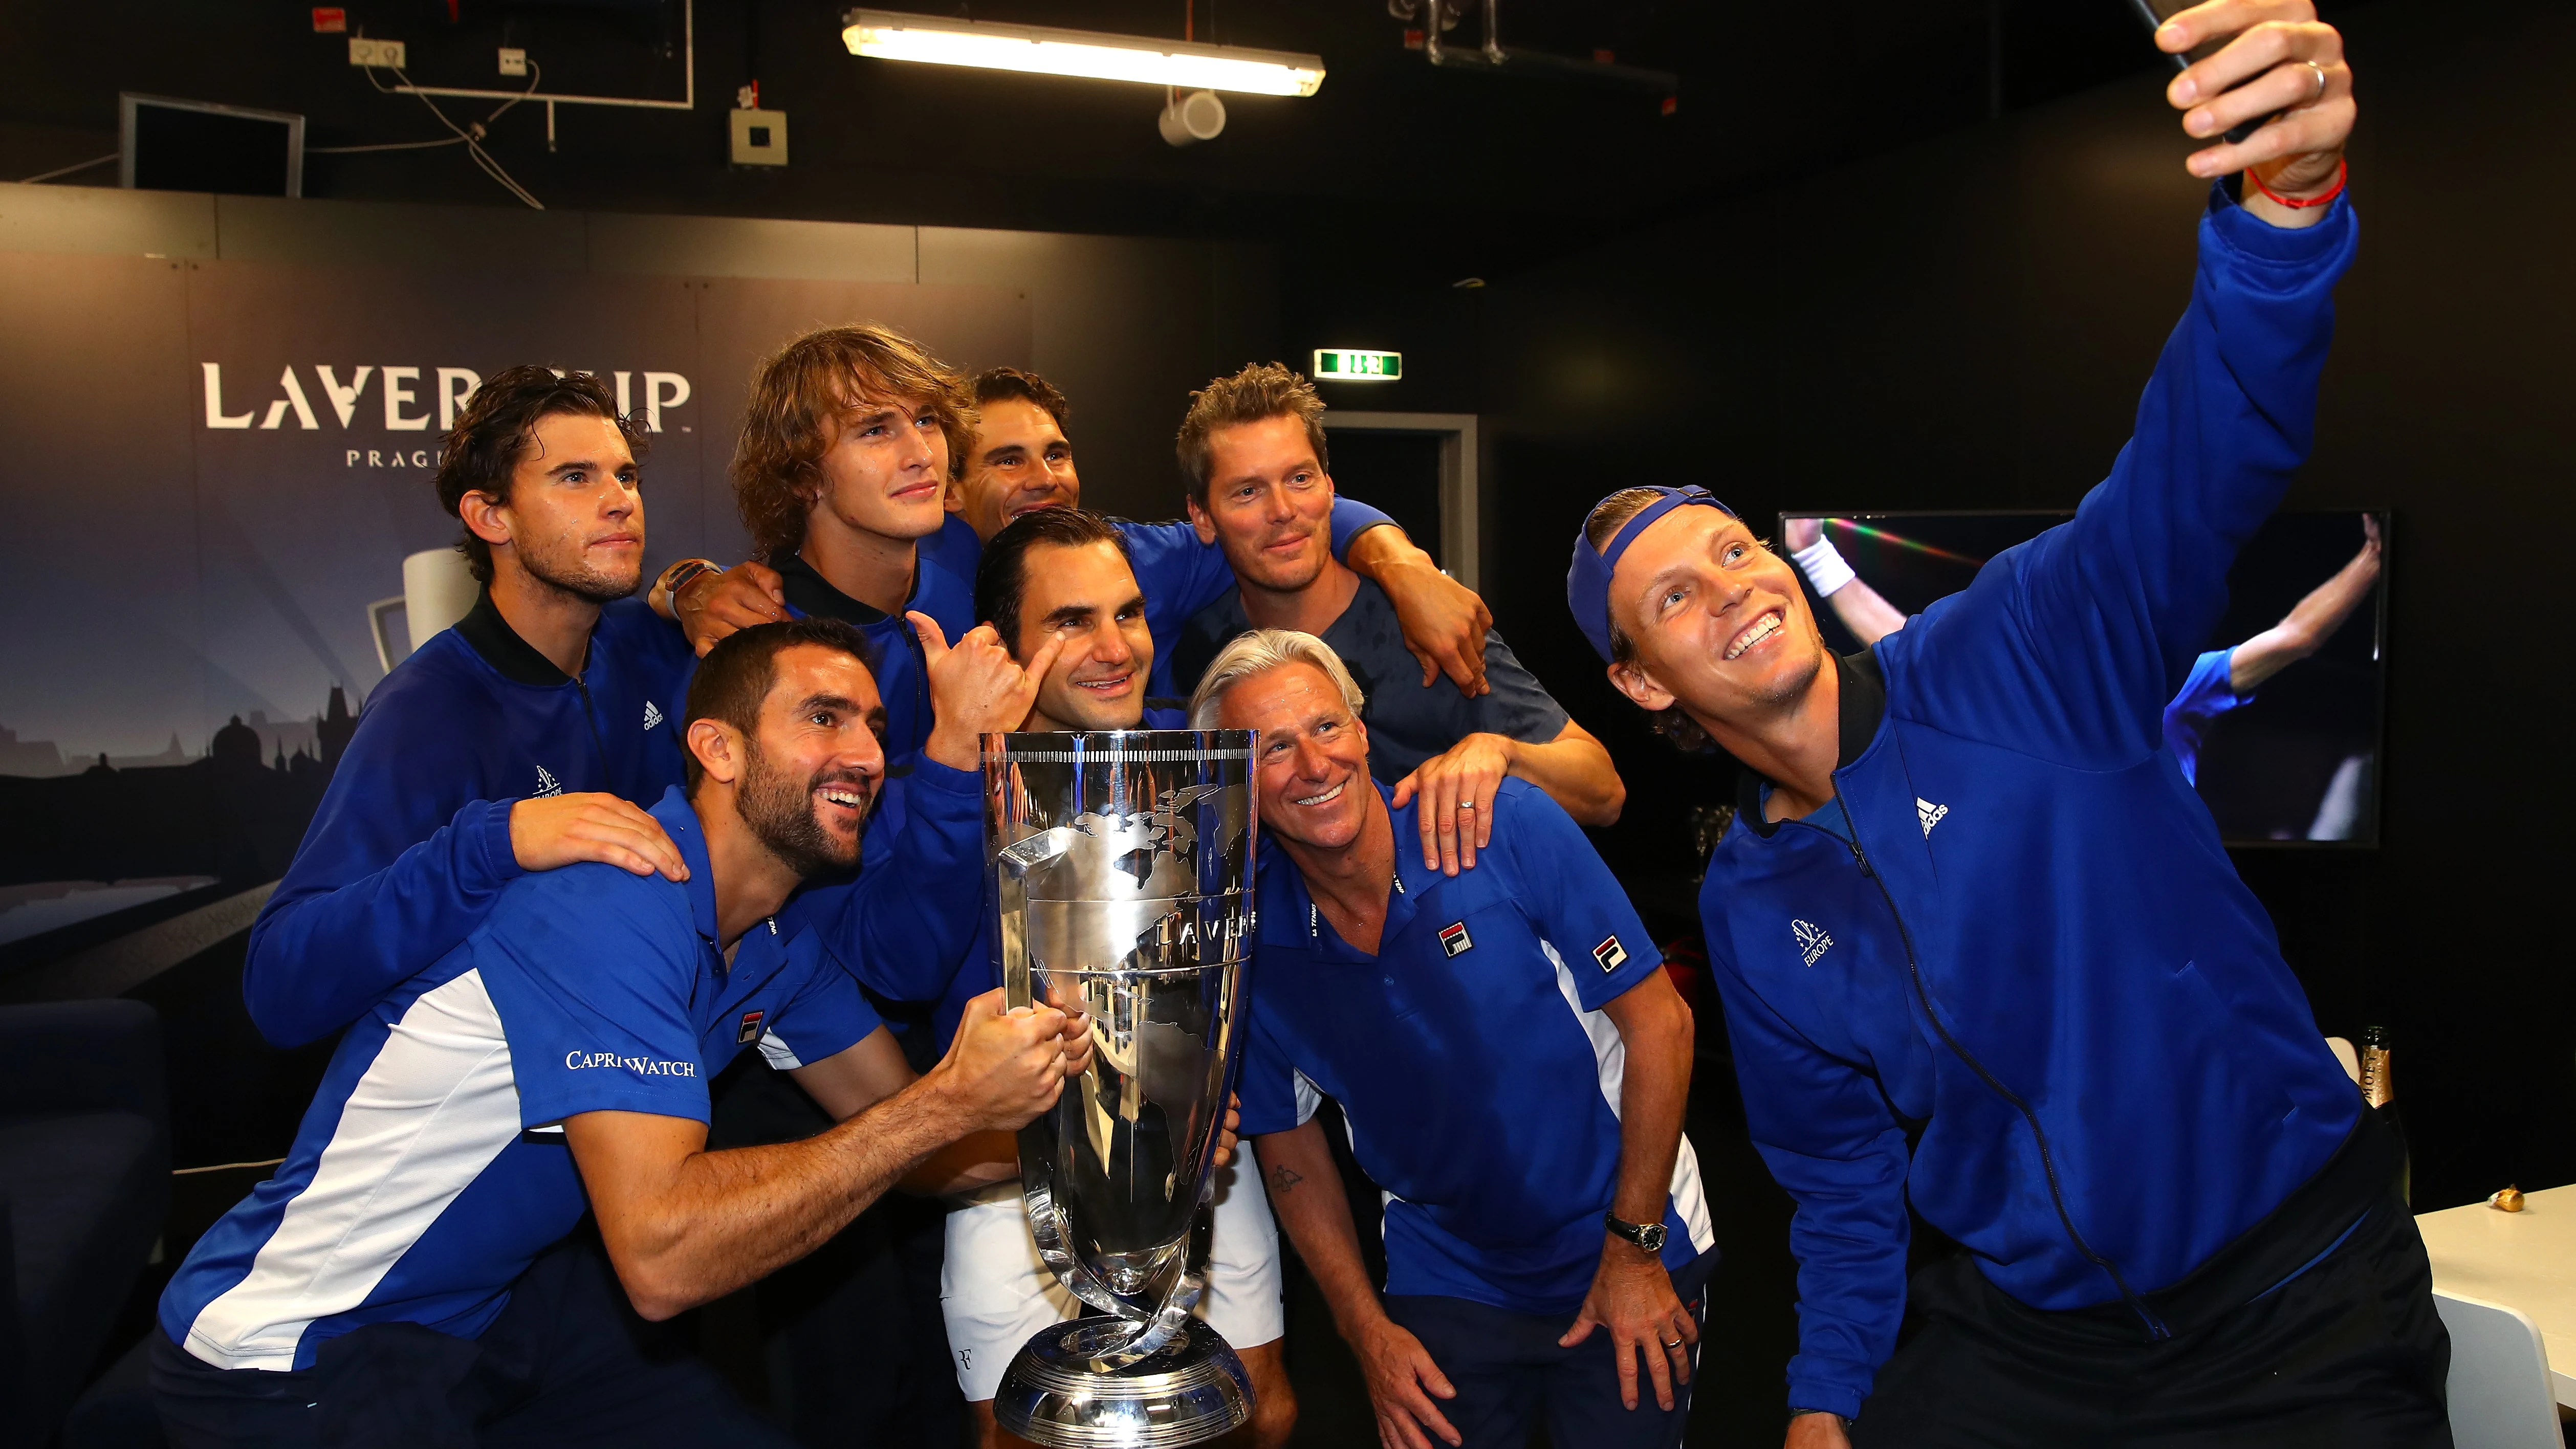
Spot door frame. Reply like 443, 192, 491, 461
1321, 411, 1480, 593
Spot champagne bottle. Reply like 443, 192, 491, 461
2357, 1024, 2408, 1205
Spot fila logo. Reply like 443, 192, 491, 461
1916, 797, 1949, 837
644, 700, 665, 731
1592, 936, 1629, 973
737, 1009, 765, 1045
1438, 921, 1473, 957
1793, 918, 1833, 967
534, 765, 562, 798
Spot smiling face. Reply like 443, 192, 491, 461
1012, 539, 1154, 733
1218, 661, 1375, 852
810, 388, 951, 545
478, 410, 646, 603
1188, 414, 1335, 594
731, 644, 889, 879
951, 396, 1080, 544
1606, 505, 1829, 732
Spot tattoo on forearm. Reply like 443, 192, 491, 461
1268, 1165, 1304, 1195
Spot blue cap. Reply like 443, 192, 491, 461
1565, 487, 1734, 663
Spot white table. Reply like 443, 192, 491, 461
2418, 1183, 2576, 1408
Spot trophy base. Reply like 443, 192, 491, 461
992, 1315, 1253, 1448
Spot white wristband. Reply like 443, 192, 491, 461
1791, 536, 1857, 597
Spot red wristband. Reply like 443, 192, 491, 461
2250, 156, 2347, 210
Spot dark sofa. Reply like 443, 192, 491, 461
0, 1000, 169, 1447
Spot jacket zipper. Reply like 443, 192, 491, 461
1809, 810, 2173, 1342
572, 674, 612, 780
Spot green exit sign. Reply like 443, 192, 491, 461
1313, 348, 1402, 381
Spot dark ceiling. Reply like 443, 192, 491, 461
0, 0, 2368, 280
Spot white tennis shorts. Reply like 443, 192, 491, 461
938, 1143, 1283, 1401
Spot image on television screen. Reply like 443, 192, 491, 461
1779, 510, 2388, 847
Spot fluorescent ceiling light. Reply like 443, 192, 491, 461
841, 10, 1326, 98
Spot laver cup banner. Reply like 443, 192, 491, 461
0, 248, 1028, 900
985, 729, 1259, 1448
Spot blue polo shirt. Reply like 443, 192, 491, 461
1236, 778, 1714, 1316
160, 786, 879, 1373
2160, 647, 2248, 786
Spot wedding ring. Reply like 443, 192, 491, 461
1457, 801, 1474, 810
1663, 1337, 1685, 1349
2304, 59, 2327, 103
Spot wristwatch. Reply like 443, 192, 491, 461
661, 559, 719, 603
1603, 1211, 1667, 1255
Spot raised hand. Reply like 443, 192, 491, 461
1559, 1241, 1697, 1412
509, 792, 689, 881
1391, 733, 1512, 875
673, 560, 788, 656
2156, 1, 2353, 203
913, 612, 1066, 771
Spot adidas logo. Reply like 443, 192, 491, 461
1916, 797, 1948, 837
1793, 918, 1832, 967
535, 765, 562, 798
643, 700, 664, 731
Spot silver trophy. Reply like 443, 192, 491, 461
984, 729, 1260, 1448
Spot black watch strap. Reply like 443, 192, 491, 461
1603, 1211, 1667, 1252
663, 559, 719, 599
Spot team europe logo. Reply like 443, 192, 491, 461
1793, 919, 1833, 967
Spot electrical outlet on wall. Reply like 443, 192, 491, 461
498, 48, 527, 76
348, 37, 406, 69
729, 108, 788, 167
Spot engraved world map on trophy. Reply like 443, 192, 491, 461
982, 730, 1259, 1448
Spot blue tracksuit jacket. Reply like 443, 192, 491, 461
243, 591, 695, 1048
1697, 189, 2362, 1420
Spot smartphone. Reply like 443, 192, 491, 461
2126, 0, 2270, 144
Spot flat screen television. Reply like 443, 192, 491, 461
1778, 509, 2388, 847
120, 93, 304, 199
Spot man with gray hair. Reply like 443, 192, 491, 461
1168, 362, 1623, 879
1192, 628, 1711, 1449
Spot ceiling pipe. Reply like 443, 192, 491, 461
1411, 0, 1677, 105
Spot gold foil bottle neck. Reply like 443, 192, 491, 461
2358, 1046, 2394, 1109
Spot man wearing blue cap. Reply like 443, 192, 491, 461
1565, 7, 2442, 1447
